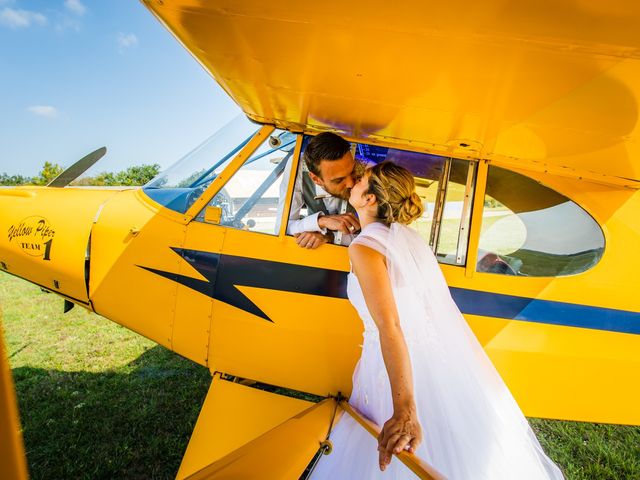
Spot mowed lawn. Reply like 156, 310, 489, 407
1, 272, 639, 479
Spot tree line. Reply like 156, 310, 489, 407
0, 162, 161, 186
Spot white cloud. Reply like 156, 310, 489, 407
64, 0, 85, 16
0, 7, 46, 28
116, 32, 138, 51
54, 16, 80, 33
28, 105, 59, 118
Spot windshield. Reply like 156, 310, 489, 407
143, 115, 259, 213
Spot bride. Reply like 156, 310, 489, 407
310, 161, 564, 479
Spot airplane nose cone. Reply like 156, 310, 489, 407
0, 186, 119, 304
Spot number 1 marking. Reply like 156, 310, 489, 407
43, 239, 53, 261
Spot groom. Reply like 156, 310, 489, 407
286, 132, 361, 249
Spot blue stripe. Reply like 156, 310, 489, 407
450, 288, 640, 335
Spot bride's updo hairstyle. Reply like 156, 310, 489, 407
366, 161, 424, 225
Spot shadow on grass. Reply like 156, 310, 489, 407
13, 346, 211, 480
12, 342, 640, 480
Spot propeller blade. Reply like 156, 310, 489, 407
47, 147, 107, 188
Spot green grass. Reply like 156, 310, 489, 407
1, 272, 639, 479
1, 273, 211, 480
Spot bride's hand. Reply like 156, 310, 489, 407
377, 408, 423, 471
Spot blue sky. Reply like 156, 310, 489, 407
0, 0, 241, 177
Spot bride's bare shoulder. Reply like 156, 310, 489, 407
348, 241, 387, 269
348, 242, 390, 293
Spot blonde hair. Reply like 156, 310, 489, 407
366, 161, 424, 225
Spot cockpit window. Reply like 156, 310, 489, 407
353, 144, 475, 266
477, 166, 604, 276
143, 115, 258, 214
194, 129, 297, 235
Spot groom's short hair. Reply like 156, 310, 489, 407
304, 132, 351, 177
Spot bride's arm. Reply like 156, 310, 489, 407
349, 243, 423, 471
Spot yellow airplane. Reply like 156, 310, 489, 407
2, 1, 640, 478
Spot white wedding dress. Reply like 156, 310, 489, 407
310, 222, 564, 479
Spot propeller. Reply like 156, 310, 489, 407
47, 147, 107, 188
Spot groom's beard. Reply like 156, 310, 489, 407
337, 188, 352, 200
323, 185, 351, 201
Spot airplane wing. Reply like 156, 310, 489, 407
143, 0, 640, 187
176, 376, 329, 479
177, 376, 444, 480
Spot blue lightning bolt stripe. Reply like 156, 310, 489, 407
450, 288, 640, 335
139, 248, 640, 335
138, 248, 348, 322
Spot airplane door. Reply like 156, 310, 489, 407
176, 130, 362, 396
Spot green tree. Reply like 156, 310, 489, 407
0, 173, 31, 185
93, 171, 118, 186
176, 168, 207, 188
113, 164, 161, 186
3, 163, 160, 187
69, 164, 161, 186
32, 162, 64, 185
68, 176, 98, 186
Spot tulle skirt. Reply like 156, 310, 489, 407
309, 330, 564, 480
310, 222, 564, 479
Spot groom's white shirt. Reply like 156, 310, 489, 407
276, 159, 355, 245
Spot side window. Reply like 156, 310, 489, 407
427, 159, 475, 266
477, 166, 604, 276
355, 145, 475, 266
196, 130, 297, 235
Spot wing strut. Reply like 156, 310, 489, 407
340, 401, 447, 480
0, 313, 29, 480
